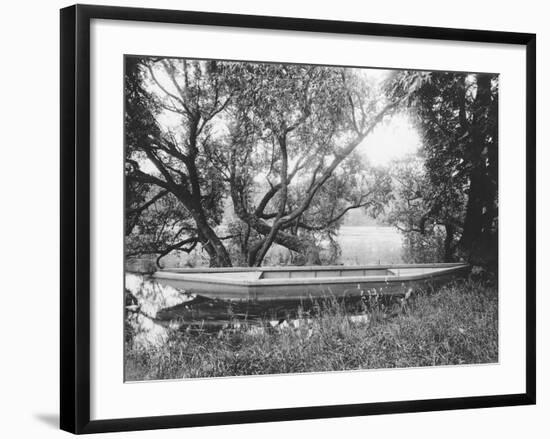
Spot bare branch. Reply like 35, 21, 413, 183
279, 101, 396, 227
127, 190, 169, 216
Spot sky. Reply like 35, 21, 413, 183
357, 112, 421, 166
354, 68, 421, 166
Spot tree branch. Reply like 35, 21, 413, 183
279, 101, 396, 227
127, 190, 169, 216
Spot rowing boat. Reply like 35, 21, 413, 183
152, 263, 469, 302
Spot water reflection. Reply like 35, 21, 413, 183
125, 273, 194, 349
125, 272, 385, 348
126, 273, 195, 315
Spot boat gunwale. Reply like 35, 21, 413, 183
153, 264, 469, 288
157, 262, 467, 274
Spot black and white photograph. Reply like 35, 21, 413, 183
124, 56, 499, 381
0, 0, 543, 436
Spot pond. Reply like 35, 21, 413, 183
337, 226, 403, 264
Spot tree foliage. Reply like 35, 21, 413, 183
125, 57, 395, 267
386, 71, 498, 266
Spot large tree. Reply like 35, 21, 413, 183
125, 57, 234, 267
386, 71, 498, 266
125, 58, 395, 267
387, 154, 465, 262
219, 64, 394, 265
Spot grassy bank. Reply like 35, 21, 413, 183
125, 280, 498, 381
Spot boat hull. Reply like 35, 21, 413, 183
153, 263, 469, 302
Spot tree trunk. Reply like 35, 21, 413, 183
231, 179, 323, 266
458, 73, 498, 266
194, 215, 233, 267
443, 224, 455, 262
245, 220, 322, 267
262, 229, 321, 266
174, 191, 233, 267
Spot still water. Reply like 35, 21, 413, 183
337, 226, 403, 264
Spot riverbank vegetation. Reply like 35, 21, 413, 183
125, 59, 498, 270
125, 279, 497, 380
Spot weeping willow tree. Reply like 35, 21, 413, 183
125, 57, 395, 267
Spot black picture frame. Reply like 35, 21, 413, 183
60, 4, 536, 434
